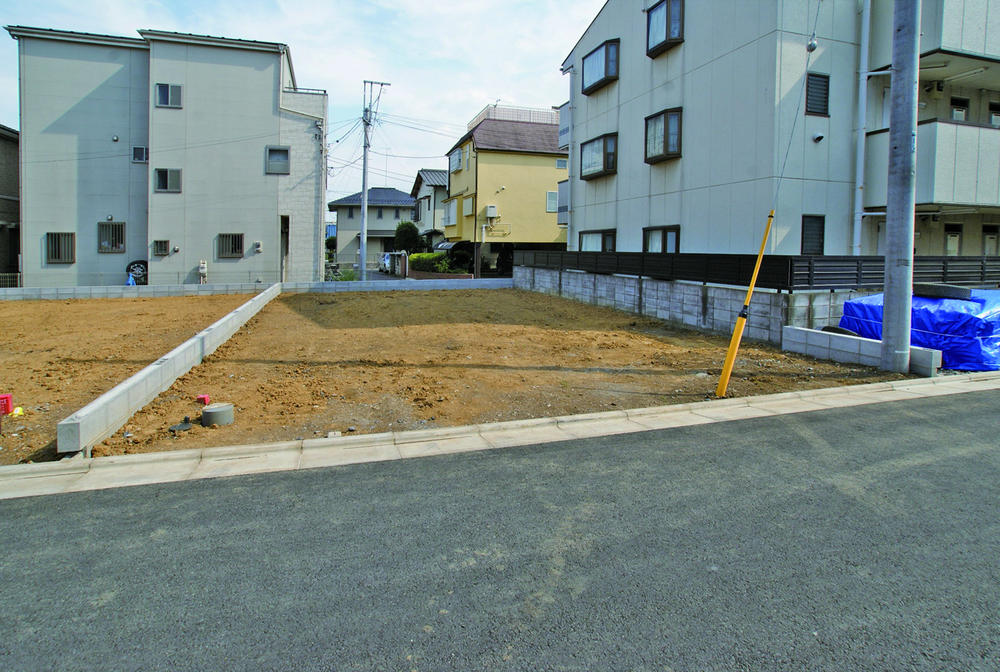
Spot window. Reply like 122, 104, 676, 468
983, 225, 999, 256
647, 0, 683, 57
153, 239, 170, 256
463, 147, 470, 170
155, 83, 182, 108
580, 134, 617, 180
951, 97, 970, 122
411, 208, 417, 220
582, 39, 620, 95
394, 208, 400, 219
377, 207, 383, 219
579, 229, 616, 252
132, 146, 148, 163
546, 191, 558, 213
556, 158, 568, 170
265, 146, 290, 174
449, 149, 462, 172
98, 221, 126, 253
462, 198, 474, 217
218, 233, 244, 258
643, 226, 680, 253
348, 207, 354, 219
990, 102, 1000, 127
805, 73, 829, 116
801, 215, 825, 255
645, 108, 682, 163
46, 232, 75, 264
154, 168, 181, 193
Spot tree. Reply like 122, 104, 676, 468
394, 221, 422, 254
325, 236, 337, 253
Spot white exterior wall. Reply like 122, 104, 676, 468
333, 204, 414, 265
870, 0, 1000, 68
415, 182, 446, 233
13, 30, 326, 288
18, 38, 149, 287
563, 0, 861, 256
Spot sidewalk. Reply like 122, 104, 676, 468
2, 372, 998, 500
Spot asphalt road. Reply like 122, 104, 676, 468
2, 391, 999, 671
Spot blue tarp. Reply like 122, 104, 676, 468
839, 290, 1000, 371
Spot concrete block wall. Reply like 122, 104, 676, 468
0, 282, 268, 302
281, 278, 513, 294
781, 326, 942, 376
56, 283, 282, 454
515, 267, 794, 343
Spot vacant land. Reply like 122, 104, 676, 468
0, 294, 255, 465
76, 289, 906, 459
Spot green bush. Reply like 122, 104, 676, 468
408, 252, 448, 273
335, 269, 358, 281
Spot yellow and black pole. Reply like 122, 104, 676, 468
715, 209, 775, 398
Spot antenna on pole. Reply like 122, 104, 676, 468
359, 79, 390, 281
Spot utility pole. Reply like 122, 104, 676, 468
359, 80, 390, 281
881, 0, 920, 372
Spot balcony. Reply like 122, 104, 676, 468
864, 120, 1000, 208
557, 101, 571, 150
870, 0, 1000, 68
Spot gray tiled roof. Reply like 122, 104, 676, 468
328, 187, 416, 209
447, 119, 566, 156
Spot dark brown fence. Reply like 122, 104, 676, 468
513, 251, 1000, 291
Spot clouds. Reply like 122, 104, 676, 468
0, 0, 606, 204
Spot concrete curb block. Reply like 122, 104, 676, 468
5, 369, 1000, 500
54, 283, 283, 455
0, 282, 267, 302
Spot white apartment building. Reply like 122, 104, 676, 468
559, 0, 1000, 258
6, 26, 328, 287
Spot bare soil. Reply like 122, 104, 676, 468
70, 289, 905, 458
0, 294, 254, 465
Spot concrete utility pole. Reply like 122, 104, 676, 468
881, 0, 920, 373
359, 80, 390, 281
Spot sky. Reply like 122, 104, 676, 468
0, 0, 607, 218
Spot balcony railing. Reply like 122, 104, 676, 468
0, 272, 21, 288
514, 251, 1000, 291
865, 119, 1000, 208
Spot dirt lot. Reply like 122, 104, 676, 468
0, 294, 253, 465
74, 289, 904, 459
0, 289, 910, 464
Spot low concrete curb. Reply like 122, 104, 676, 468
781, 326, 943, 376
4, 371, 998, 500
0, 282, 269, 302
282, 278, 513, 293
55, 284, 283, 455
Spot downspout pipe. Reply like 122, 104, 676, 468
852, 0, 872, 255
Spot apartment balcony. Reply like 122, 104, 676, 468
870, 0, 1000, 68
557, 101, 571, 150
864, 120, 1000, 208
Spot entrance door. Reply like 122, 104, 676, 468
984, 226, 999, 256
280, 215, 289, 282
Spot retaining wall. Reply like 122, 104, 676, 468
781, 326, 942, 377
282, 278, 511, 293
56, 284, 283, 455
0, 282, 268, 301
514, 266, 873, 344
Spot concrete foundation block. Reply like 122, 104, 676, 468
909, 347, 942, 377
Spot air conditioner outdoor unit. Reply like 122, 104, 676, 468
486, 205, 498, 218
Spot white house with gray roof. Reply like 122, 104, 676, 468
5, 26, 328, 287
328, 187, 416, 269
410, 168, 448, 242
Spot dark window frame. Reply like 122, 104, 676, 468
805, 73, 830, 117
801, 215, 825, 255
218, 233, 245, 259
642, 225, 680, 253
132, 146, 148, 163
580, 133, 618, 180
153, 239, 170, 256
97, 221, 126, 254
348, 207, 354, 219
646, 0, 684, 58
579, 228, 617, 252
154, 83, 182, 109
46, 232, 75, 264
581, 39, 620, 95
154, 168, 182, 193
377, 207, 384, 219
645, 107, 683, 163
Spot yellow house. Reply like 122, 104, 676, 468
441, 106, 567, 275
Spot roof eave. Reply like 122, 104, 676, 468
5, 25, 148, 49
138, 29, 285, 53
